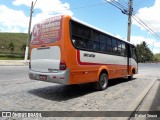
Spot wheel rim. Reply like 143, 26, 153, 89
100, 74, 107, 88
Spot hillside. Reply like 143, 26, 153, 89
0, 33, 28, 54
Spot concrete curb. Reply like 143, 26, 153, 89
0, 60, 29, 66
124, 79, 157, 120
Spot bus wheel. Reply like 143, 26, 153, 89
128, 71, 133, 80
95, 73, 108, 91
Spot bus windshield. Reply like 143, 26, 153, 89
31, 15, 62, 45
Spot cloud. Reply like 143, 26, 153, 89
131, 0, 160, 53
13, 0, 73, 16
130, 36, 155, 45
130, 36, 160, 54
133, 0, 160, 33
0, 5, 28, 32
0, 0, 73, 33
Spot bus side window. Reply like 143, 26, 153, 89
93, 43, 100, 51
100, 44, 107, 52
92, 30, 100, 51
106, 36, 112, 54
126, 44, 130, 57
72, 39, 76, 45
131, 47, 137, 60
99, 33, 107, 52
72, 36, 84, 49
72, 37, 93, 50
117, 40, 122, 55
112, 38, 118, 55
71, 22, 91, 39
84, 40, 93, 50
71, 21, 93, 50
121, 42, 126, 56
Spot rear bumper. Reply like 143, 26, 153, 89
29, 68, 70, 84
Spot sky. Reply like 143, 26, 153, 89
0, 0, 160, 53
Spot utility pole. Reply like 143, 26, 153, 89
24, 0, 37, 62
127, 0, 133, 42
24, 1, 34, 62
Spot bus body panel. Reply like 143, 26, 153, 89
29, 15, 138, 85
77, 50, 128, 79
29, 68, 70, 84
29, 15, 70, 84
130, 58, 138, 74
31, 46, 60, 72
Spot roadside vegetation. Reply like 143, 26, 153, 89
153, 53, 160, 62
135, 41, 160, 63
0, 33, 28, 60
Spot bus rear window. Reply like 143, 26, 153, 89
31, 16, 62, 45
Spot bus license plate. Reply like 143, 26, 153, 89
39, 75, 47, 81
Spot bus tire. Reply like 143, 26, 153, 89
95, 73, 108, 91
128, 70, 134, 80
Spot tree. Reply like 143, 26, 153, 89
135, 41, 153, 63
8, 41, 15, 55
21, 43, 26, 56
142, 41, 147, 47
153, 53, 160, 62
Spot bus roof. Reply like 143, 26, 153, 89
68, 15, 133, 46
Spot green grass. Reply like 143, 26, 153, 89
0, 32, 28, 54
154, 53, 160, 61
0, 54, 24, 60
0, 57, 23, 60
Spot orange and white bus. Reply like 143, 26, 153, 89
29, 15, 138, 90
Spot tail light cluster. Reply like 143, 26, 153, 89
60, 61, 66, 70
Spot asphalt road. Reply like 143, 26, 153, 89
0, 63, 160, 119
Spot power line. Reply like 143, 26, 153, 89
106, 0, 160, 40
105, 0, 127, 13
44, 3, 106, 13
70, 3, 105, 10
105, 0, 130, 15
67, 0, 160, 41
132, 9, 160, 39
132, 15, 160, 39
119, 0, 129, 7
112, 0, 128, 10
132, 10, 160, 35
132, 15, 158, 39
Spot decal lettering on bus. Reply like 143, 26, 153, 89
83, 53, 95, 58
31, 16, 62, 45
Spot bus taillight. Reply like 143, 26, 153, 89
60, 61, 66, 70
